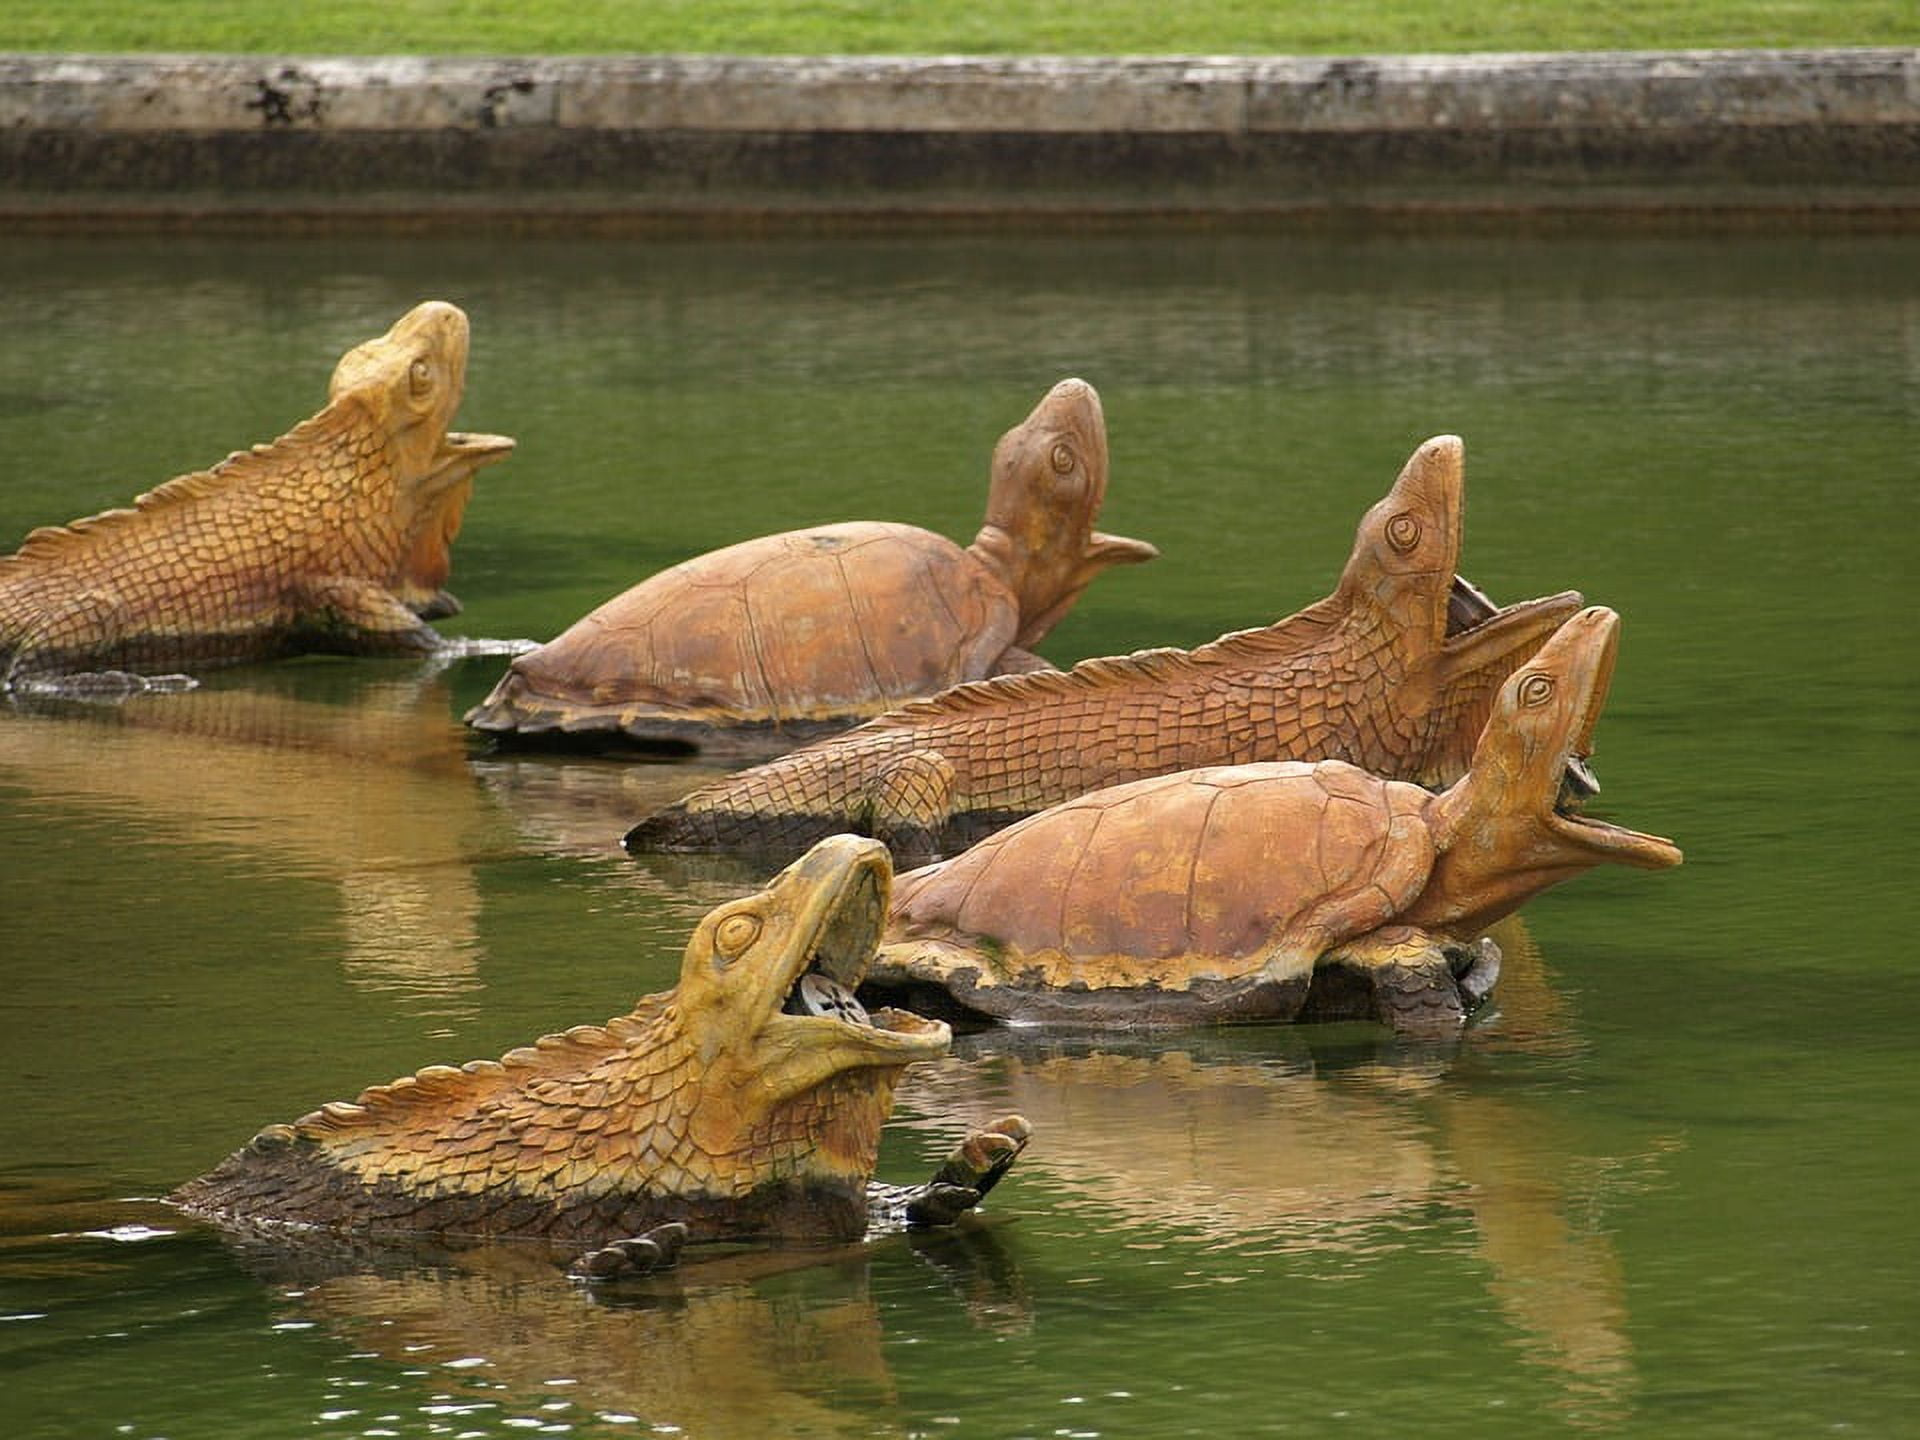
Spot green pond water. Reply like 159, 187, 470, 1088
0, 229, 1914, 1439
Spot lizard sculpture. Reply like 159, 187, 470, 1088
173, 834, 1029, 1277
0, 300, 511, 691
871, 606, 1682, 1031
466, 377, 1155, 755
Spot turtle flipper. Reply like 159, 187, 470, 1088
1305, 926, 1500, 1033
859, 748, 959, 862
902, 1114, 1032, 1228
570, 1221, 691, 1282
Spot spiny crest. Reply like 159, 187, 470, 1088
851, 598, 1347, 734
2, 404, 378, 571
277, 993, 677, 1145
1184, 597, 1344, 665
858, 648, 1208, 731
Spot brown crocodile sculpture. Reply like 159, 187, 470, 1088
869, 606, 1682, 1031
172, 834, 1029, 1277
0, 300, 512, 691
625, 435, 1582, 862
465, 377, 1156, 756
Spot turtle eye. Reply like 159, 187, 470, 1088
409, 358, 434, 398
713, 912, 762, 961
1517, 673, 1557, 707
1385, 512, 1422, 554
1049, 441, 1076, 474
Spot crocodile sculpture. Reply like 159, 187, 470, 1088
0, 300, 513, 690
172, 834, 1029, 1276
625, 435, 1583, 862
870, 606, 1682, 1031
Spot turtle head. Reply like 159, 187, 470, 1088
970, 378, 1158, 648
1412, 606, 1682, 933
1337, 435, 1583, 787
674, 835, 951, 1168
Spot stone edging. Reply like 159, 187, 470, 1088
2, 49, 1916, 224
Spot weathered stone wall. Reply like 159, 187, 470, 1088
2, 50, 1915, 224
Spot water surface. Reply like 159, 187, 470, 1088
0, 229, 1915, 1438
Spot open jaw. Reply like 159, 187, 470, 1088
774, 847, 950, 1056
1547, 750, 1678, 869
1440, 573, 1592, 798
1541, 611, 1683, 870
1445, 574, 1497, 637
436, 431, 517, 470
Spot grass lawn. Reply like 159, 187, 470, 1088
2, 1, 1913, 56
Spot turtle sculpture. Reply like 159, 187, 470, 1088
465, 378, 1156, 755
625, 435, 1584, 862
868, 606, 1681, 1033
173, 834, 1030, 1280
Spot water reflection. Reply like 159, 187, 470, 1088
468, 751, 769, 944
282, 1259, 894, 1437
0, 669, 513, 1017
468, 750, 728, 866
205, 1221, 1028, 1439
895, 927, 1666, 1424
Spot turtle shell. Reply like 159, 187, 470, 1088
467, 521, 1021, 754
876, 761, 1437, 1023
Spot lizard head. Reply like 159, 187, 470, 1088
329, 301, 514, 610
1335, 435, 1583, 786
970, 378, 1157, 648
673, 835, 952, 1173
1410, 605, 1682, 934
328, 300, 473, 475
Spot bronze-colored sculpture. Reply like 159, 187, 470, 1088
625, 435, 1582, 861
0, 301, 512, 690
871, 606, 1681, 1030
465, 378, 1156, 755
172, 835, 1028, 1273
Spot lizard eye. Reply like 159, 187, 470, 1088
1385, 512, 1422, 554
1049, 441, 1076, 474
409, 358, 434, 398
714, 913, 762, 960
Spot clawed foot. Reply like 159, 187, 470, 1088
905, 1115, 1032, 1229
571, 1221, 690, 1281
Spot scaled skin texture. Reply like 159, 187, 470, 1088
626, 435, 1582, 862
173, 836, 1025, 1257
465, 378, 1156, 755
871, 606, 1681, 1032
0, 301, 513, 689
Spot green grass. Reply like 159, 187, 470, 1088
1, 0, 1912, 55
